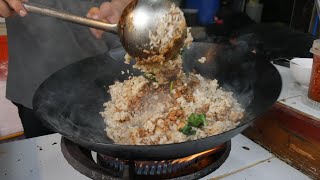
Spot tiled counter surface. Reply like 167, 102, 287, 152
0, 134, 310, 180
275, 64, 320, 120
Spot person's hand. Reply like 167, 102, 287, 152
87, 0, 132, 39
0, 0, 28, 18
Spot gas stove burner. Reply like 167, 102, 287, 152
61, 137, 231, 180
97, 144, 227, 178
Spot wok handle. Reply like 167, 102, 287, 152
23, 2, 118, 33
272, 58, 292, 68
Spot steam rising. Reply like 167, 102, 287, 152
33, 42, 281, 150
182, 41, 256, 108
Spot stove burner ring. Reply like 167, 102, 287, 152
97, 143, 226, 176
61, 137, 231, 180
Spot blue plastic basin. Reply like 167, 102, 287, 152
185, 0, 220, 25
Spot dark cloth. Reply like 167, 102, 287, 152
13, 102, 54, 138
5, 0, 123, 138
5, 0, 120, 109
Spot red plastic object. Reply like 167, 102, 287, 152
0, 35, 8, 63
308, 54, 320, 102
0, 35, 8, 80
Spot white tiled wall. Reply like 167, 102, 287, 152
0, 81, 23, 137
0, 18, 5, 23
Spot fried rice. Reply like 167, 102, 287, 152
101, 3, 244, 145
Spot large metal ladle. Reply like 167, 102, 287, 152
23, 0, 187, 61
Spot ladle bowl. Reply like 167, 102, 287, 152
23, 0, 187, 61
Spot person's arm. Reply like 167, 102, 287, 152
0, 0, 131, 36
0, 0, 28, 18
87, 0, 132, 39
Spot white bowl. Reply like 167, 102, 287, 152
290, 58, 313, 88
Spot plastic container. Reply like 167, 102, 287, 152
289, 58, 313, 88
185, 0, 220, 25
309, 40, 320, 102
245, 1, 263, 23
0, 35, 8, 63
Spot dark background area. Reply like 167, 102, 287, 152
260, 0, 314, 33
260, 0, 294, 25
181, 0, 316, 61
181, 0, 316, 34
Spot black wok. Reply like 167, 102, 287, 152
33, 42, 281, 160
